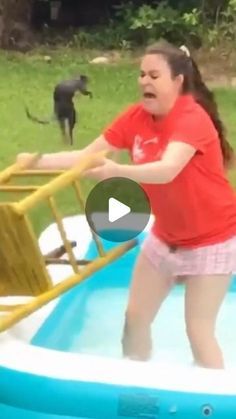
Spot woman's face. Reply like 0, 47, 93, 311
138, 53, 183, 116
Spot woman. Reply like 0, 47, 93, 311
18, 40, 236, 369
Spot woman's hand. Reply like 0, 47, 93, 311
84, 158, 121, 181
17, 153, 34, 165
16, 152, 43, 169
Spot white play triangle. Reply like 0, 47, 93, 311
108, 197, 131, 223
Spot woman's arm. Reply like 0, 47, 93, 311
86, 141, 197, 184
119, 141, 196, 183
17, 135, 117, 170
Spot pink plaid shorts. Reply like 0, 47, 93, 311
142, 232, 236, 276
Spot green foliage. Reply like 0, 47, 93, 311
113, 1, 203, 46
44, 0, 236, 52
70, 24, 131, 51
216, 0, 236, 43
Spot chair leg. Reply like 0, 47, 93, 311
0, 239, 138, 333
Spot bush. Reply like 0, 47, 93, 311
114, 1, 203, 47
39, 1, 236, 53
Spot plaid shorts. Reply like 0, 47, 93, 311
142, 232, 236, 276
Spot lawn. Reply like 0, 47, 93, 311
0, 48, 236, 237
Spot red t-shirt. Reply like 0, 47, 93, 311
103, 94, 236, 248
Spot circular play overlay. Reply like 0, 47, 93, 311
85, 177, 151, 242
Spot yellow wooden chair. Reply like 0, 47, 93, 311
0, 153, 137, 333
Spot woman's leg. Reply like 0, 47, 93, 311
122, 250, 175, 361
184, 273, 231, 369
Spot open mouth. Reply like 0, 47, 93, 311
143, 92, 157, 99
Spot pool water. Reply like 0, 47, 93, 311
32, 232, 236, 367
67, 286, 236, 366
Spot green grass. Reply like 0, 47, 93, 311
0, 49, 236, 236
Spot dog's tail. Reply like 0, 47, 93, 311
24, 105, 54, 125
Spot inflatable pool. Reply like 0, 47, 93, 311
0, 214, 236, 419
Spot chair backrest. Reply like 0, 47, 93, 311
0, 203, 52, 297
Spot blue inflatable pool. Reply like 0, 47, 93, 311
0, 215, 236, 418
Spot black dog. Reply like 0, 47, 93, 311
25, 75, 92, 145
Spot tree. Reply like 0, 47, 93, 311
0, 0, 33, 51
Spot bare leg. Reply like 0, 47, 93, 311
122, 250, 175, 361
184, 274, 231, 369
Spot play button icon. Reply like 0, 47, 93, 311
108, 198, 130, 222
85, 177, 151, 242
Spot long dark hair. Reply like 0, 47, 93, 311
145, 40, 235, 169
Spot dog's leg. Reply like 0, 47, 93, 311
82, 90, 92, 99
68, 107, 77, 146
55, 101, 68, 145
58, 119, 67, 144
